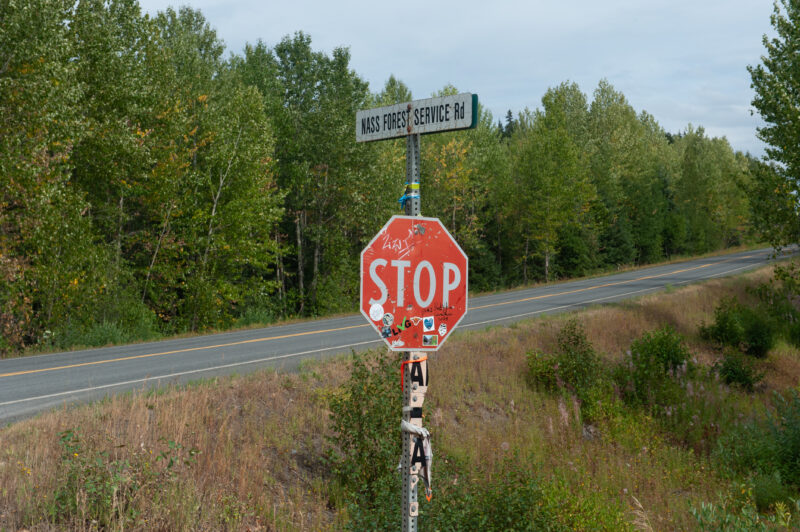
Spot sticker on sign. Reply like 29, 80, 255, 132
356, 93, 478, 142
360, 215, 468, 351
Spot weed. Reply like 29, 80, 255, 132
714, 349, 764, 392
701, 297, 745, 346
701, 297, 775, 358
47, 429, 198, 529
327, 349, 402, 505
690, 482, 799, 531
527, 319, 606, 419
767, 391, 800, 488
752, 471, 792, 513
49, 429, 140, 527
714, 390, 800, 491
422, 457, 569, 532
617, 326, 692, 410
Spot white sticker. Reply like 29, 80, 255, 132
370, 303, 384, 321
438, 323, 447, 336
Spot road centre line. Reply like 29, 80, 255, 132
470, 258, 746, 311
0, 253, 756, 380
0, 340, 382, 408
0, 324, 367, 379
463, 262, 756, 329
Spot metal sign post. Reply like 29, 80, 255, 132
356, 92, 477, 531
403, 133, 421, 532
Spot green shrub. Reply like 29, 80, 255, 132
419, 458, 567, 532
236, 307, 275, 327
327, 349, 402, 518
50, 429, 136, 526
788, 320, 800, 349
767, 391, 800, 488
330, 351, 571, 531
715, 349, 764, 392
752, 273, 800, 349
752, 471, 792, 513
701, 297, 775, 358
713, 391, 800, 490
48, 430, 198, 528
739, 307, 775, 358
691, 489, 797, 531
702, 297, 745, 346
527, 320, 602, 410
713, 422, 775, 479
618, 326, 692, 409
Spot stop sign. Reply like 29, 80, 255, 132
360, 215, 468, 351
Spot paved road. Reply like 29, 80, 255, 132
0, 247, 787, 425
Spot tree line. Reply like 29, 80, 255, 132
0, 0, 761, 354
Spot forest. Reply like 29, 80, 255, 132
0, 0, 763, 355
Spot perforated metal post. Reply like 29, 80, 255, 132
402, 132, 421, 531
405, 133, 421, 217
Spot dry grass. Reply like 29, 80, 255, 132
0, 370, 341, 530
1, 264, 798, 531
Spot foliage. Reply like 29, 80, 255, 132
701, 297, 776, 358
617, 326, 692, 409
49, 429, 198, 528
527, 319, 606, 419
752, 471, 793, 513
509, 83, 595, 283
327, 350, 402, 504
767, 391, 800, 488
419, 458, 569, 532
691, 483, 798, 531
714, 391, 800, 492
749, 1, 800, 247
714, 349, 764, 392
752, 261, 800, 349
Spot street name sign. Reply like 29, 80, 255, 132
360, 215, 468, 351
355, 93, 478, 142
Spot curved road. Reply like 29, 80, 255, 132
0, 247, 788, 425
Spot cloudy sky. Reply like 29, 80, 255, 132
137, 0, 775, 156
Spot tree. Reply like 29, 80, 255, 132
509, 83, 595, 283
0, 0, 99, 352
256, 32, 382, 316
748, 0, 800, 247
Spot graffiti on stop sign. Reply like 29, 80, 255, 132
360, 215, 468, 351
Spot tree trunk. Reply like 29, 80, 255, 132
523, 236, 529, 285
295, 212, 305, 315
142, 202, 173, 303
545, 247, 550, 283
192, 127, 241, 331
496, 218, 503, 274
311, 236, 320, 311
275, 233, 286, 314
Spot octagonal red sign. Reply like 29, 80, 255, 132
360, 215, 468, 351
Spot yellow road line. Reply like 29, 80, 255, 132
0, 324, 367, 378
1, 253, 757, 379
471, 255, 750, 310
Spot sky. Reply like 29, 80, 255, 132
137, 0, 776, 156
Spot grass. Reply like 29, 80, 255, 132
1, 264, 799, 530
